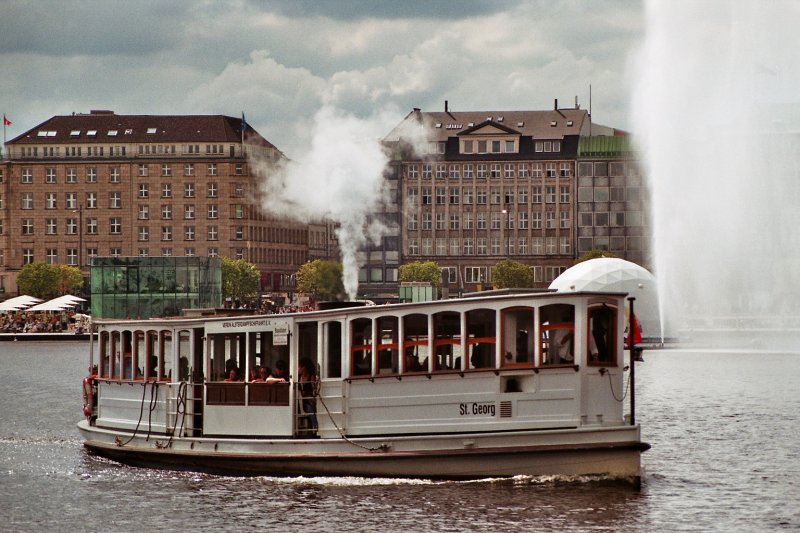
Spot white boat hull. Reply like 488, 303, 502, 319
78, 420, 647, 482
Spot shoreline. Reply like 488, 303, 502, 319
0, 332, 92, 342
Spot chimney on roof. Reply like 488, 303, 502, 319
554, 98, 558, 111
445, 100, 448, 113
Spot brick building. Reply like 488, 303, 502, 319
0, 111, 326, 295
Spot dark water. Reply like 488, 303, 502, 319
0, 342, 798, 532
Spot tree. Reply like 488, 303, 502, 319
492, 259, 535, 289
575, 249, 617, 265
17, 262, 62, 298
54, 264, 84, 295
220, 257, 260, 300
398, 261, 442, 288
296, 259, 344, 300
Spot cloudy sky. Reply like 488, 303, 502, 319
0, 0, 643, 158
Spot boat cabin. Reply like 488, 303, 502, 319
87, 291, 629, 441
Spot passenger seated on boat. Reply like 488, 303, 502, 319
298, 357, 318, 431
272, 360, 288, 381
254, 365, 286, 383
554, 328, 574, 364
224, 367, 241, 382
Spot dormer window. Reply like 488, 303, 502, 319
550, 121, 557, 127
108, 130, 118, 136
70, 130, 81, 137
146, 127, 157, 134
87, 130, 97, 136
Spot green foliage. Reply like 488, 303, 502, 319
492, 259, 535, 289
575, 249, 617, 265
16, 262, 83, 298
296, 259, 344, 300
220, 257, 260, 300
398, 261, 442, 288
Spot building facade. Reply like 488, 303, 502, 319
0, 111, 314, 295
360, 103, 648, 298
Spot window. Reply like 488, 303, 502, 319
87, 248, 98, 264
46, 168, 57, 183
532, 212, 542, 229
587, 305, 617, 365
421, 187, 432, 205
463, 140, 474, 154
184, 183, 195, 198
463, 164, 473, 179
65, 249, 77, 266
449, 187, 460, 204
161, 205, 172, 220
477, 140, 487, 153
22, 219, 34, 235
185, 248, 195, 257
184, 205, 195, 219
422, 164, 432, 179
504, 163, 515, 178
235, 163, 244, 175
109, 218, 121, 234
532, 164, 543, 178
22, 168, 32, 183
161, 184, 172, 198
436, 188, 446, 204
110, 248, 121, 257
518, 188, 528, 204
86, 167, 97, 183
207, 164, 217, 176
546, 211, 556, 229
518, 237, 528, 254
491, 188, 501, 204
138, 183, 149, 198
408, 239, 419, 255
450, 213, 460, 230
407, 213, 418, 230
560, 186, 570, 203
208, 225, 218, 240
518, 211, 528, 229
233, 204, 244, 218
162, 226, 172, 241
463, 188, 473, 204
162, 248, 173, 257
477, 164, 487, 179
505, 140, 515, 153
532, 237, 543, 255
233, 183, 244, 197
138, 248, 149, 257
560, 163, 571, 177
491, 140, 501, 153
463, 212, 473, 229
450, 238, 460, 255
422, 212, 432, 230
66, 168, 77, 183
476, 188, 487, 204
463, 238, 473, 255
490, 164, 501, 178
184, 164, 194, 176
477, 213, 486, 230
23, 249, 34, 265
491, 212, 501, 230
87, 218, 98, 235
546, 186, 556, 204
109, 166, 120, 183
546, 236, 557, 254
407, 187, 418, 205
46, 218, 57, 235
86, 192, 97, 209
234, 226, 244, 240
109, 191, 121, 209
184, 226, 195, 241
138, 164, 149, 177
207, 183, 217, 198
436, 165, 446, 179
138, 205, 149, 220
435, 212, 445, 230
207, 205, 218, 219
560, 236, 571, 254
448, 165, 460, 179
21, 192, 33, 209
66, 218, 77, 235
560, 211, 570, 229
407, 164, 419, 179
208, 247, 218, 257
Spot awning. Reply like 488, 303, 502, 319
26, 294, 86, 312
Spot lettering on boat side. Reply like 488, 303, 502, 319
459, 402, 496, 416
220, 319, 287, 329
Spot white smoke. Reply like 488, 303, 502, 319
252, 104, 399, 300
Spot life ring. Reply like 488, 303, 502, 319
82, 377, 93, 417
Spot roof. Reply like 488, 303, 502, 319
7, 111, 276, 149
383, 107, 600, 143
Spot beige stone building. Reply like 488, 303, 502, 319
361, 103, 647, 299
0, 111, 323, 295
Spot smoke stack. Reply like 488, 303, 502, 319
554, 98, 558, 110
445, 100, 449, 113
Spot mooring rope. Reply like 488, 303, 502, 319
606, 367, 632, 402
117, 381, 149, 447
315, 386, 380, 452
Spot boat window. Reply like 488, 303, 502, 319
209, 332, 246, 381
160, 332, 173, 381
540, 304, 575, 365
588, 305, 617, 366
146, 330, 159, 379
433, 311, 461, 371
133, 330, 146, 379
111, 331, 122, 379
99, 331, 110, 378
177, 330, 191, 381
376, 316, 399, 374
323, 321, 342, 378
122, 330, 134, 379
350, 318, 372, 376
403, 313, 429, 373
501, 307, 534, 366
466, 308, 496, 369
298, 322, 319, 375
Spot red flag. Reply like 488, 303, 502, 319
627, 313, 642, 345
2, 115, 10, 126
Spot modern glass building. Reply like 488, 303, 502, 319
90, 257, 221, 318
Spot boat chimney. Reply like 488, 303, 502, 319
445, 100, 449, 113
554, 98, 558, 110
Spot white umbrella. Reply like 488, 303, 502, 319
27, 295, 85, 312
0, 295, 43, 312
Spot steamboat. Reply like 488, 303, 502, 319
77, 290, 648, 483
